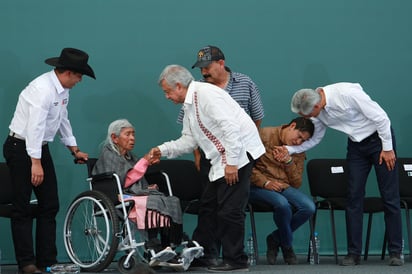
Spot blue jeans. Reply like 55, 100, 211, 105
249, 185, 315, 247
346, 130, 402, 255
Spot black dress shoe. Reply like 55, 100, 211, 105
207, 262, 249, 272
191, 257, 218, 267
340, 254, 361, 266
18, 264, 42, 274
388, 253, 403, 266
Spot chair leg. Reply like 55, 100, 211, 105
403, 203, 412, 259
248, 204, 259, 264
307, 210, 317, 262
381, 229, 387, 260
330, 208, 338, 264
364, 213, 373, 261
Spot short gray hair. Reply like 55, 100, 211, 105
105, 119, 134, 154
291, 88, 321, 116
158, 64, 194, 88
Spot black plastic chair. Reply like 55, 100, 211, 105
398, 157, 412, 259
307, 158, 385, 264
147, 159, 203, 215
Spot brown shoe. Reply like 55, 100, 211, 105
340, 254, 361, 266
281, 246, 298, 265
19, 264, 42, 274
266, 234, 280, 265
389, 253, 403, 266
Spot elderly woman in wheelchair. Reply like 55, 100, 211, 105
63, 119, 202, 273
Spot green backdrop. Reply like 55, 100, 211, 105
1, 0, 411, 264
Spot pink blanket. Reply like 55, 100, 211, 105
121, 195, 170, 229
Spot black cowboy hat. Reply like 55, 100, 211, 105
45, 47, 96, 79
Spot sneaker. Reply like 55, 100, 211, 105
149, 246, 177, 267
179, 257, 191, 271
389, 253, 403, 266
340, 254, 361, 266
158, 259, 186, 272
281, 246, 298, 265
181, 245, 204, 269
266, 234, 279, 265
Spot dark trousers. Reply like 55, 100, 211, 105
193, 155, 254, 267
3, 136, 59, 268
346, 130, 402, 255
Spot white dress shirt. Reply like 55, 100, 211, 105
159, 81, 265, 181
287, 82, 393, 154
9, 70, 77, 158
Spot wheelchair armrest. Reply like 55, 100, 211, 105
90, 171, 116, 181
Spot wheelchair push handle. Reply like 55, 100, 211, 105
73, 157, 88, 164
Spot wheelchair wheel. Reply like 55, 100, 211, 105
118, 255, 140, 274
63, 190, 120, 272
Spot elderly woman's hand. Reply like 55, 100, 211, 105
148, 184, 159, 190
149, 147, 162, 164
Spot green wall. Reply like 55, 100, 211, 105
1, 0, 412, 263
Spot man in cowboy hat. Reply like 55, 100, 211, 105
3, 47, 95, 274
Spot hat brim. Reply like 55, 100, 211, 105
45, 57, 96, 79
191, 60, 213, 69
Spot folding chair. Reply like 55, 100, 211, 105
307, 158, 385, 264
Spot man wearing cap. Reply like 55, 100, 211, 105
177, 45, 264, 267
180, 46, 264, 176
178, 45, 264, 129
3, 48, 95, 274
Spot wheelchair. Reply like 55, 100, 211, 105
62, 158, 203, 273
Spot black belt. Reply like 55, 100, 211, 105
360, 131, 379, 143
9, 131, 47, 146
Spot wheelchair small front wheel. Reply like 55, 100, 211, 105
63, 190, 120, 272
118, 255, 142, 274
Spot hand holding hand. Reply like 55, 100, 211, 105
148, 147, 162, 164
272, 146, 291, 163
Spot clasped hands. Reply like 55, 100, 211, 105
143, 147, 162, 165
272, 145, 292, 164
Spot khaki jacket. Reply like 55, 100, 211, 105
251, 126, 306, 189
